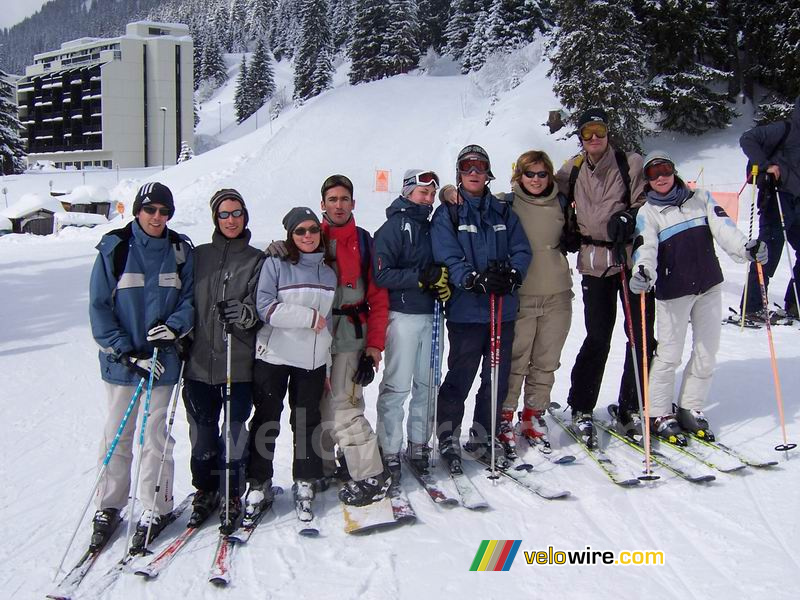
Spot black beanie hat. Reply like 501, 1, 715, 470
132, 182, 174, 217
209, 188, 249, 229
577, 108, 608, 131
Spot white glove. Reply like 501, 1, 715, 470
146, 324, 178, 347
124, 353, 165, 380
745, 240, 768, 263
629, 267, 653, 294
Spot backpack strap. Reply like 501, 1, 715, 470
567, 154, 584, 207
613, 148, 632, 207
110, 223, 191, 281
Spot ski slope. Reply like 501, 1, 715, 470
0, 51, 798, 600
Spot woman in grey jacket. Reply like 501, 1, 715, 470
246, 207, 337, 528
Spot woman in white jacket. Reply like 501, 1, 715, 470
245, 207, 336, 523
630, 151, 767, 444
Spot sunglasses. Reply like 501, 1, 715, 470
141, 205, 171, 216
403, 171, 440, 188
458, 159, 490, 175
523, 170, 549, 179
645, 161, 675, 181
579, 122, 608, 141
293, 225, 321, 236
218, 209, 244, 219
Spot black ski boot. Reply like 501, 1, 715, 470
338, 468, 392, 506
219, 496, 242, 535
188, 489, 220, 528
651, 414, 688, 446
90, 508, 120, 551
438, 435, 463, 475
617, 407, 644, 442
464, 429, 511, 470
571, 411, 597, 449
130, 509, 170, 552
676, 407, 715, 441
383, 453, 402, 489
405, 442, 432, 473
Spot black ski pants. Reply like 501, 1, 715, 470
247, 361, 325, 483
567, 272, 656, 415
436, 320, 515, 445
183, 379, 252, 498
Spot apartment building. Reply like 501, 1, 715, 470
16, 21, 193, 170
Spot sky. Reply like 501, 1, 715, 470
0, 0, 51, 30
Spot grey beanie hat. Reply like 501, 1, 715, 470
401, 169, 439, 198
643, 149, 675, 172
209, 188, 248, 229
456, 144, 495, 181
283, 206, 321, 233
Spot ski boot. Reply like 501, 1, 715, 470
650, 414, 688, 446
745, 308, 779, 325
188, 489, 220, 528
243, 479, 274, 522
293, 480, 316, 522
219, 496, 242, 535
676, 407, 715, 441
130, 509, 170, 552
571, 410, 597, 449
332, 449, 351, 482
464, 429, 511, 470
518, 407, 550, 450
497, 409, 518, 460
616, 406, 644, 442
90, 508, 120, 551
338, 468, 392, 506
405, 442, 431, 473
438, 435, 463, 475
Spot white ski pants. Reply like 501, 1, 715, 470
649, 284, 722, 416
95, 382, 175, 515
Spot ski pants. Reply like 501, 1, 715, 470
436, 320, 516, 446
95, 382, 175, 515
649, 285, 722, 416
742, 190, 800, 314
319, 350, 384, 481
248, 361, 325, 483
567, 272, 656, 415
376, 311, 441, 455
503, 291, 573, 413
183, 379, 252, 498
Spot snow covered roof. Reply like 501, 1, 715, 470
54, 212, 108, 227
0, 193, 66, 219
0, 216, 11, 231
60, 185, 110, 205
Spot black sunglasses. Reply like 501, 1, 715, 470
293, 225, 321, 236
218, 209, 244, 219
141, 205, 171, 216
523, 170, 549, 179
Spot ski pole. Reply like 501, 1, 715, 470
142, 359, 185, 554
772, 188, 800, 320
639, 286, 656, 480
741, 166, 759, 330
488, 294, 502, 482
754, 261, 797, 457
618, 267, 657, 480
123, 347, 159, 561
428, 300, 441, 468
222, 273, 232, 531
54, 377, 145, 579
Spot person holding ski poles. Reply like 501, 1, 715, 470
630, 151, 766, 443
246, 207, 337, 524
372, 169, 451, 482
182, 189, 264, 534
88, 182, 194, 551
739, 96, 800, 321
554, 108, 654, 447
431, 144, 532, 474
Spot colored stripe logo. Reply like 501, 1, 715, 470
470, 540, 521, 571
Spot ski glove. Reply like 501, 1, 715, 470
122, 352, 165, 380
419, 264, 448, 289
431, 280, 452, 303
607, 209, 636, 244
465, 270, 507, 295
507, 268, 523, 294
745, 239, 768, 263
351, 352, 376, 386
756, 171, 777, 192
146, 323, 178, 348
217, 299, 251, 325
265, 240, 288, 258
629, 266, 653, 294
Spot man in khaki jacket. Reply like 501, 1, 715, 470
554, 108, 655, 447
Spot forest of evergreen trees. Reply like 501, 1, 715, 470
0, 0, 798, 165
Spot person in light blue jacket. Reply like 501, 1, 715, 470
88, 182, 194, 551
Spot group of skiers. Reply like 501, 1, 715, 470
86, 98, 799, 551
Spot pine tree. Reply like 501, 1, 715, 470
178, 141, 194, 162
248, 38, 276, 111
328, 0, 355, 52
234, 54, 252, 121
211, 1, 232, 52
201, 34, 228, 87
246, 0, 275, 42
548, 0, 649, 151
192, 29, 206, 91
483, 0, 547, 55
229, 0, 249, 53
270, 0, 302, 60
385, 0, 421, 76
349, 0, 392, 84
0, 70, 26, 174
443, 0, 488, 59
417, 0, 450, 52
461, 9, 489, 73
294, 0, 334, 103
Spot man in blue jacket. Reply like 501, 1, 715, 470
740, 96, 800, 320
431, 145, 532, 474
373, 169, 451, 482
88, 182, 194, 551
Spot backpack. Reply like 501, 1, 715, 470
110, 222, 191, 281
745, 120, 791, 181
568, 148, 632, 208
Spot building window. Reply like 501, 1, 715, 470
102, 160, 112, 169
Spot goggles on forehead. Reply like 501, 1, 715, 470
645, 161, 675, 181
579, 122, 608, 141
403, 171, 440, 188
458, 158, 490, 175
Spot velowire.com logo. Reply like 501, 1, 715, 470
469, 540, 522, 571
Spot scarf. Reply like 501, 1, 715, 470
646, 182, 692, 207
322, 215, 361, 288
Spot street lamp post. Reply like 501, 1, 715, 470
160, 107, 168, 171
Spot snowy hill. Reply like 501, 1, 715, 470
0, 54, 798, 600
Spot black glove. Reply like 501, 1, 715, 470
217, 299, 247, 325
465, 270, 506, 294
756, 171, 777, 192
507, 268, 523, 294
174, 334, 192, 362
146, 323, 178, 348
121, 351, 165, 380
419, 264, 448, 289
607, 209, 636, 244
352, 352, 375, 386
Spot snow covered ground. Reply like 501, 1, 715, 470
0, 53, 798, 599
